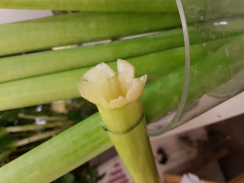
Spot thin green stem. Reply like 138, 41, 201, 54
6, 121, 74, 133
16, 128, 68, 147
18, 113, 67, 121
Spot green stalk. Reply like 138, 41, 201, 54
0, 37, 231, 111
0, 12, 181, 56
142, 51, 233, 124
97, 99, 159, 183
0, 113, 112, 183
2, 32, 244, 181
77, 60, 159, 182
1, 16, 244, 83
0, 29, 185, 83
0, 0, 243, 14
127, 37, 231, 82
143, 45, 244, 124
0, 45, 242, 182
0, 0, 178, 12
6, 121, 74, 133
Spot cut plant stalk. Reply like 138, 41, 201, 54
78, 60, 159, 182
0, 12, 181, 56
0, 37, 233, 111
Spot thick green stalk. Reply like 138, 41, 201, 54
0, 0, 243, 14
0, 113, 112, 183
0, 29, 185, 82
142, 51, 232, 124
0, 0, 178, 12
0, 12, 181, 56
1, 16, 244, 83
97, 99, 159, 183
143, 50, 244, 124
128, 37, 231, 82
0, 43, 242, 183
0, 38, 228, 111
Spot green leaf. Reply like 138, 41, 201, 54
0, 128, 17, 165
57, 173, 76, 183
96, 173, 105, 181
0, 111, 19, 126
89, 169, 98, 179
67, 110, 85, 122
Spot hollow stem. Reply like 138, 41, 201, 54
97, 98, 159, 183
